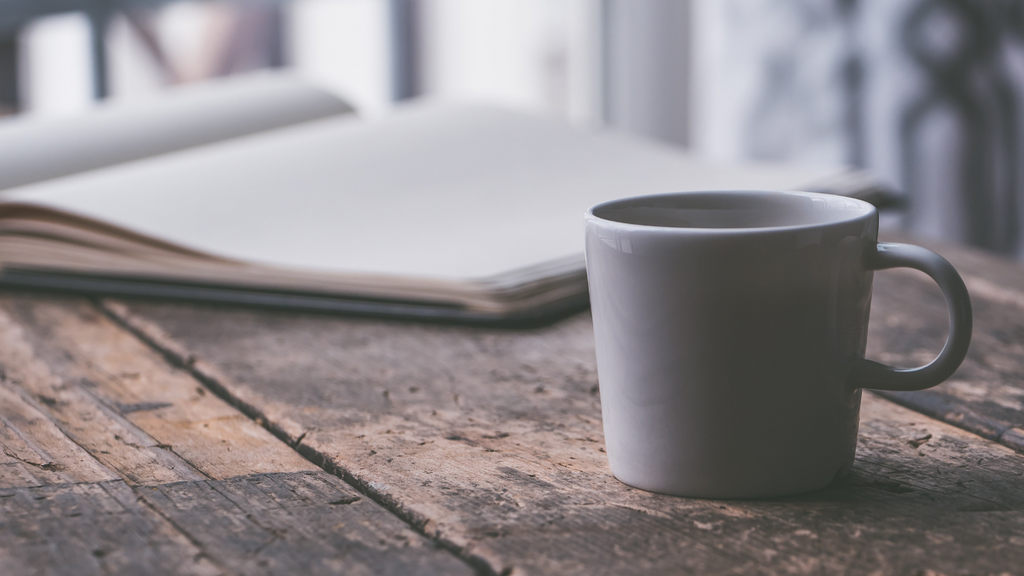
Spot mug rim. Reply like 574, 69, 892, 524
585, 190, 877, 235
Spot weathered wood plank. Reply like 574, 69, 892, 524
112, 298, 1024, 575
0, 299, 226, 574
0, 296, 323, 482
867, 234, 1024, 453
0, 472, 471, 576
0, 295, 474, 576
0, 480, 222, 576
0, 301, 205, 485
0, 379, 117, 488
140, 471, 467, 576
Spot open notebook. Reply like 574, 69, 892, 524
0, 70, 352, 191
0, 103, 891, 324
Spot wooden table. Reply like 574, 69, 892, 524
2, 234, 1024, 575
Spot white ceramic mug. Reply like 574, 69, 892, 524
584, 190, 972, 498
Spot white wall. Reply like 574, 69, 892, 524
602, 0, 690, 146
18, 12, 95, 116
286, 0, 392, 115
418, 0, 571, 116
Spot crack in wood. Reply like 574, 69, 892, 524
876, 389, 1024, 454
77, 385, 213, 482
909, 434, 933, 448
289, 440, 499, 576
116, 401, 174, 414
124, 480, 232, 573
0, 379, 112, 486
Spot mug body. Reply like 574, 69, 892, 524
585, 191, 878, 498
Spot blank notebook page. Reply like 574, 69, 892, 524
1, 103, 846, 283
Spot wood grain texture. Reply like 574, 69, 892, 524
0, 480, 221, 576
0, 472, 471, 576
112, 298, 1024, 576
0, 379, 117, 488
139, 471, 469, 576
0, 296, 316, 483
867, 234, 1024, 453
0, 295, 473, 576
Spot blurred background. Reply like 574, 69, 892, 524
1, 0, 1022, 259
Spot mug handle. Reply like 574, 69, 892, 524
848, 242, 973, 391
